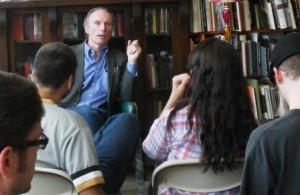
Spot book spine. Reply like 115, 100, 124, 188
210, 2, 217, 31
246, 78, 263, 120
201, 0, 207, 31
266, 2, 277, 29
155, 8, 160, 34
282, 0, 293, 27
287, 0, 297, 28
159, 8, 164, 33
63, 13, 78, 38
259, 0, 270, 29
191, 0, 199, 32
231, 3, 240, 31
259, 35, 270, 77
243, 0, 252, 31
33, 13, 39, 40
259, 85, 269, 119
270, 0, 281, 29
247, 85, 259, 120
290, 0, 300, 28
24, 14, 34, 40
274, 0, 288, 28
205, 0, 211, 31
238, 1, 246, 31
164, 8, 170, 34
254, 4, 261, 29
151, 8, 157, 34
23, 60, 31, 78
13, 14, 24, 40
145, 9, 149, 34
197, 0, 203, 32
117, 11, 124, 36
246, 40, 253, 75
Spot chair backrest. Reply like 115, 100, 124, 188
152, 159, 243, 194
23, 167, 77, 195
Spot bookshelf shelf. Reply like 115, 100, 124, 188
191, 29, 300, 37
146, 33, 172, 37
14, 40, 42, 43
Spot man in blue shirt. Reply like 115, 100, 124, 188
60, 7, 142, 194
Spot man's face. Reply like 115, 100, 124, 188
11, 122, 42, 194
85, 9, 113, 49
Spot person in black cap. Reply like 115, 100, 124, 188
239, 32, 300, 194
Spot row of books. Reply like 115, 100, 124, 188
147, 51, 173, 89
234, 33, 278, 77
191, 0, 300, 33
247, 77, 288, 121
63, 10, 124, 39
189, 32, 283, 78
190, 0, 251, 33
144, 7, 171, 34
252, 0, 300, 30
13, 13, 42, 41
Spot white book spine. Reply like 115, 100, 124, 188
243, 0, 252, 31
205, 0, 211, 31
267, 2, 277, 29
288, 0, 297, 28
274, 0, 288, 28
191, 0, 199, 32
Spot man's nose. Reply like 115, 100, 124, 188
99, 23, 105, 30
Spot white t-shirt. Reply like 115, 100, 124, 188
36, 102, 104, 193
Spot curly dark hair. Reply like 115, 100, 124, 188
167, 37, 257, 172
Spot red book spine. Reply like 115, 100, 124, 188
117, 11, 124, 36
23, 60, 31, 78
13, 14, 24, 40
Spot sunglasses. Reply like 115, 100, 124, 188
14, 132, 49, 150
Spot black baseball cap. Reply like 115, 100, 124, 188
268, 32, 300, 83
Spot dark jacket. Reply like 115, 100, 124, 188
60, 42, 135, 116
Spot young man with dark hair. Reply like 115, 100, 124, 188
240, 32, 300, 194
0, 71, 45, 195
32, 42, 105, 195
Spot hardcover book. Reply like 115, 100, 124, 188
63, 13, 78, 38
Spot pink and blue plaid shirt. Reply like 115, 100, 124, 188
143, 106, 239, 195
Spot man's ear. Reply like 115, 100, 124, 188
0, 147, 17, 178
84, 24, 89, 35
31, 70, 36, 82
67, 74, 74, 90
274, 67, 284, 85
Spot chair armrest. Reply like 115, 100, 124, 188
120, 101, 138, 116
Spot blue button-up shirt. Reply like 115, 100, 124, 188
78, 41, 138, 112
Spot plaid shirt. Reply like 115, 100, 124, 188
143, 106, 239, 195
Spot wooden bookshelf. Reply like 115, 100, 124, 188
0, 0, 190, 138
189, 0, 296, 121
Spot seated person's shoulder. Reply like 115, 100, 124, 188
46, 104, 87, 125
